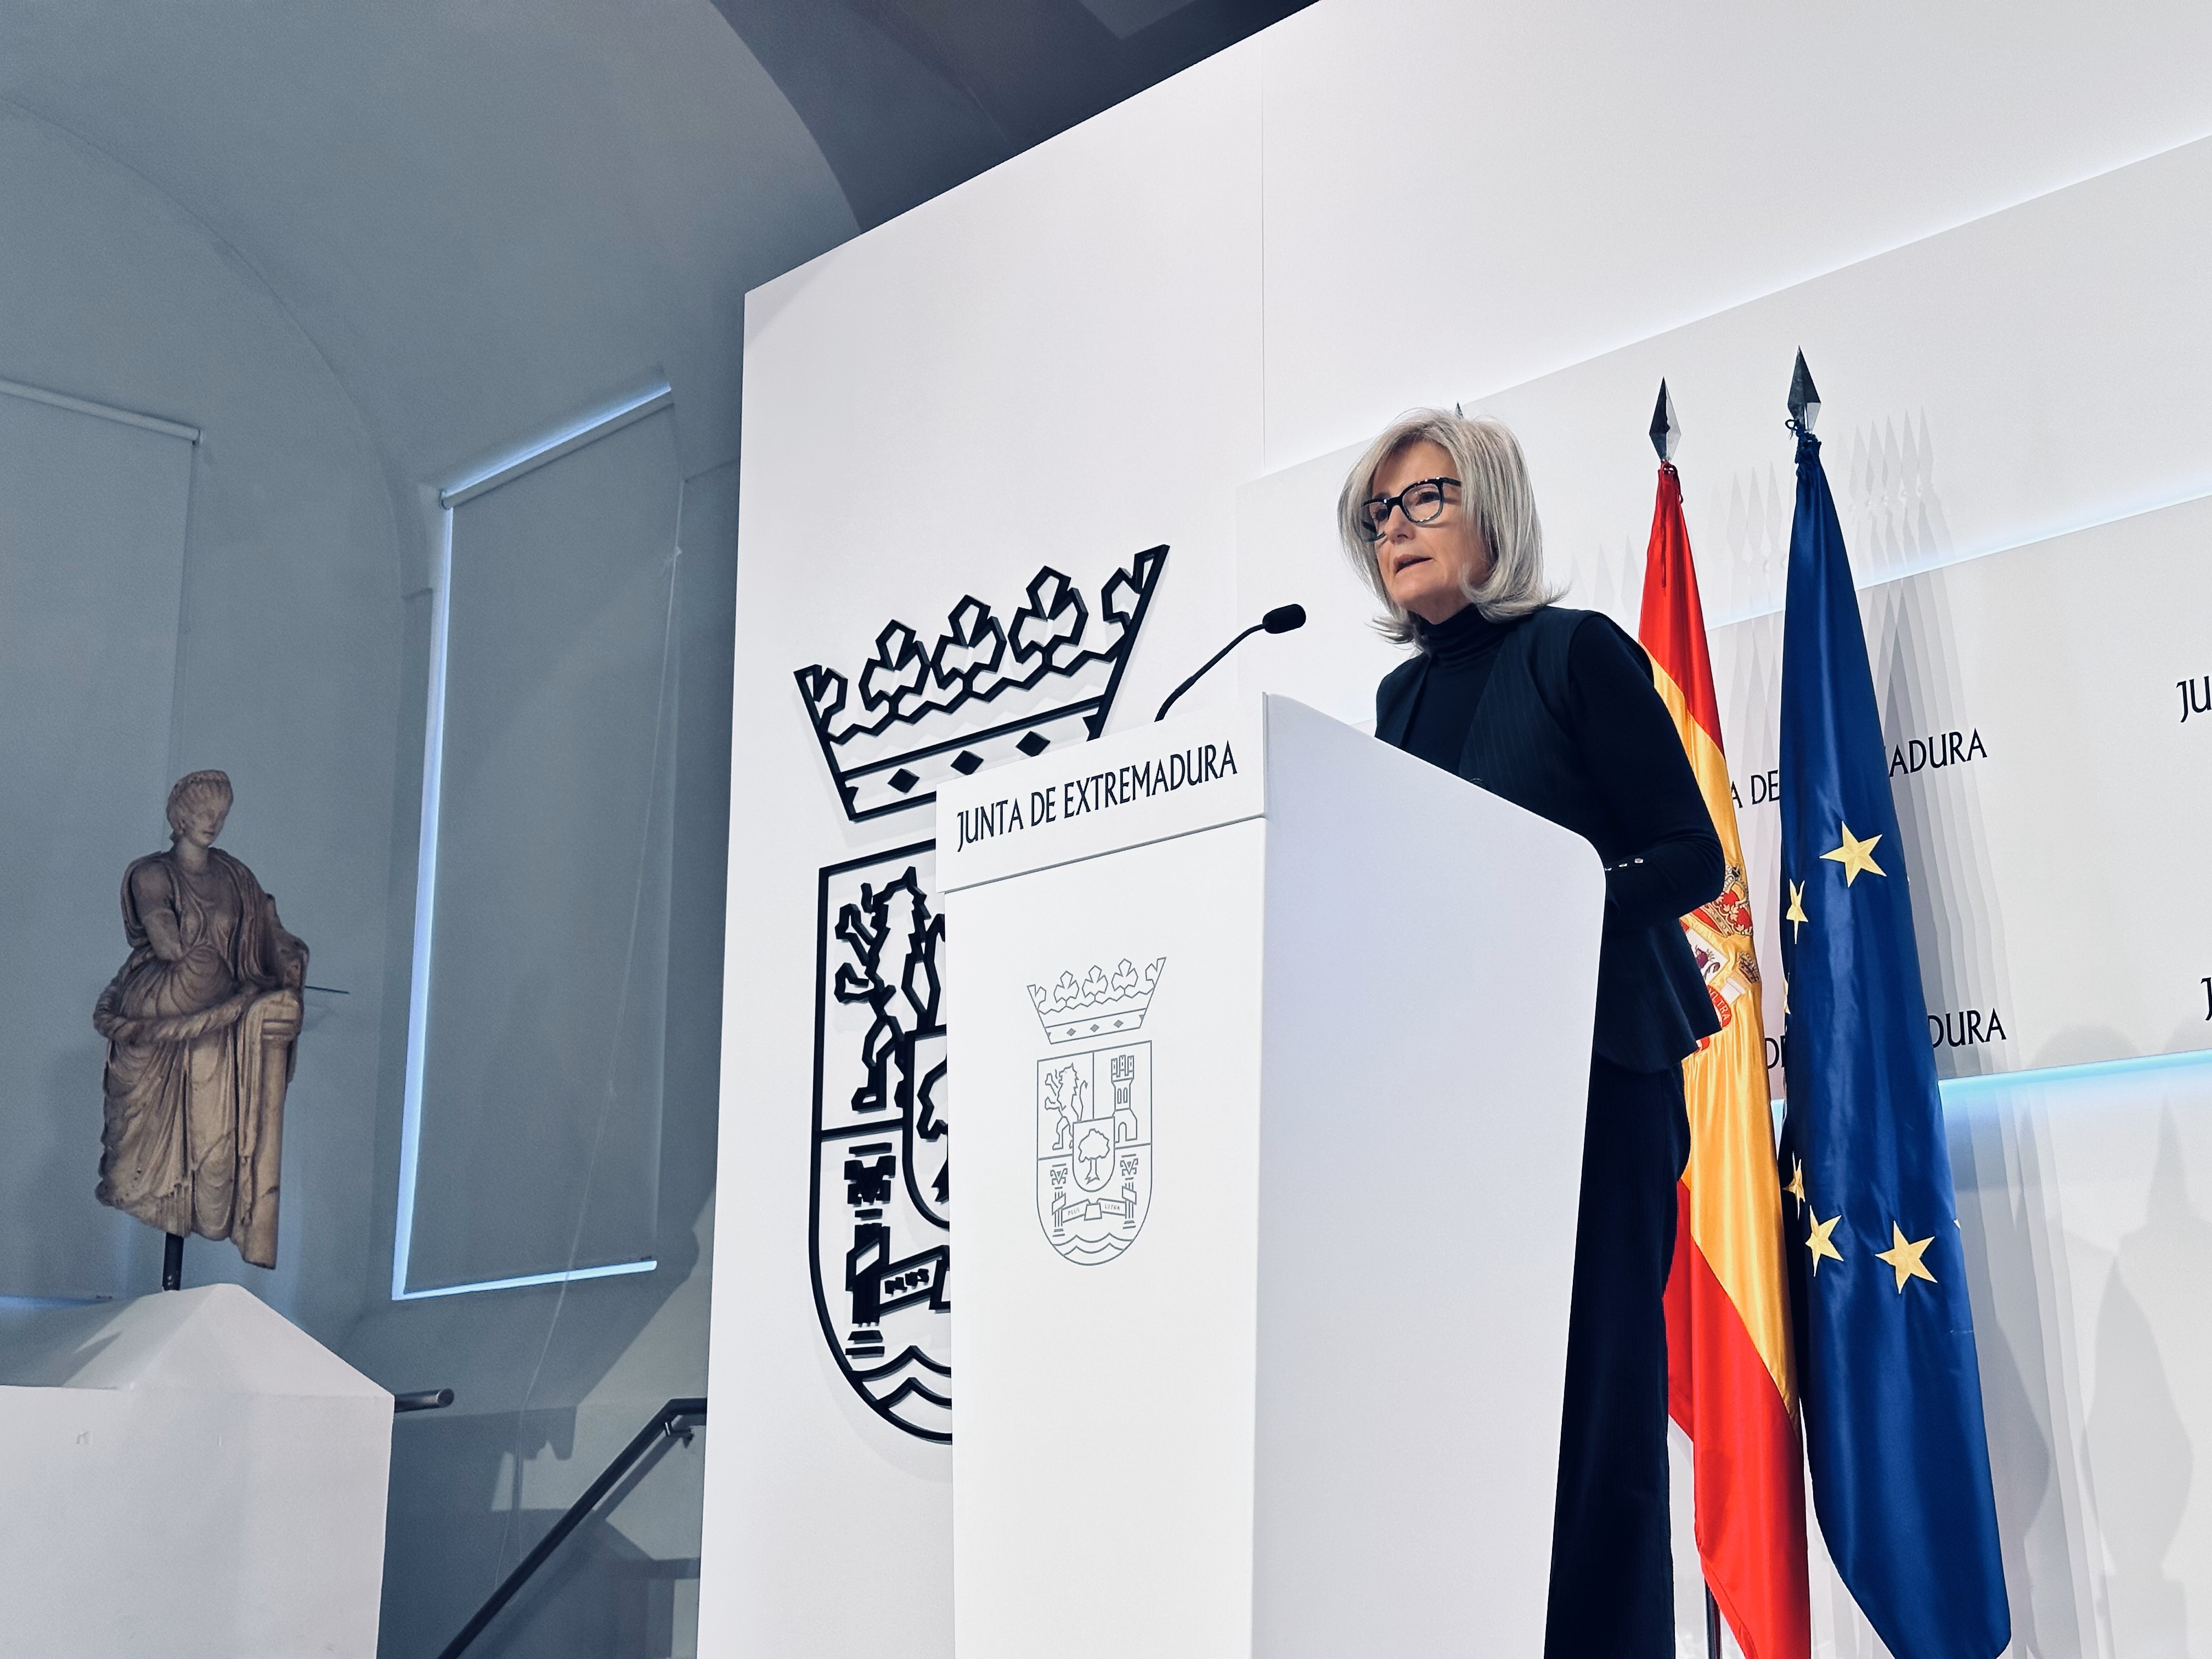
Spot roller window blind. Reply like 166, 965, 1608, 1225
402, 405, 680, 1295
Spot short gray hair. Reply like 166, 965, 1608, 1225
1336, 409, 1556, 646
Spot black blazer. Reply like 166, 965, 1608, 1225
1376, 606, 1721, 1073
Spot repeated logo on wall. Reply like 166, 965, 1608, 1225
1734, 727, 1991, 808
795, 546, 1169, 823
1928, 1006, 2007, 1048
810, 843, 952, 1442
1888, 727, 1987, 775
798, 549, 1171, 1441
1735, 711, 2004, 1087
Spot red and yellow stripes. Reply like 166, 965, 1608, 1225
1638, 462, 1810, 1659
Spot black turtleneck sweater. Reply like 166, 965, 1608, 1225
1403, 602, 1722, 928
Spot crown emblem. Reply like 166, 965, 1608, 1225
794, 546, 1169, 822
1029, 957, 1166, 1045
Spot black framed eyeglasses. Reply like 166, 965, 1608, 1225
1357, 476, 1459, 541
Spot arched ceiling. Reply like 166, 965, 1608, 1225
0, 0, 854, 492
0, 0, 1307, 502
713, 0, 1316, 230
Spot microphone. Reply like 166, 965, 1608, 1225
1154, 604, 1306, 722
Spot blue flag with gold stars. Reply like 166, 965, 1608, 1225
1775, 417, 2009, 1659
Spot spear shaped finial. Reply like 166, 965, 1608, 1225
1787, 351, 1821, 432
1649, 379, 1680, 462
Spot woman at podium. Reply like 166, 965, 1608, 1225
1340, 410, 1723, 1659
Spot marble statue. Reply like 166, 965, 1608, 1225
93, 770, 307, 1271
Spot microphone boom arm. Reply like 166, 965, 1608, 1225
1154, 623, 1265, 723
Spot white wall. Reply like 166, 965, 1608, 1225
0, 13, 823, 1641
0, 100, 403, 1333
0, 390, 192, 1300
714, 3, 2212, 1656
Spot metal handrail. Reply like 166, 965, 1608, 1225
432, 1395, 708, 1659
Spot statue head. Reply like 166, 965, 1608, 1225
165, 770, 233, 849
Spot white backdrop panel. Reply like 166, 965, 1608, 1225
1238, 134, 2212, 735
1945, 1058, 2212, 1656
1256, 0, 2212, 469
704, 46, 1265, 1659
1706, 498, 2212, 1088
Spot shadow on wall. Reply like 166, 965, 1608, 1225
1941, 1070, 2212, 1659
1948, 1093, 2092, 1658
1708, 456, 1789, 622
1690, 407, 1955, 627
1872, 569, 2013, 1083
387, 1409, 707, 1659
1844, 410, 1954, 585
2088, 1110, 2203, 1657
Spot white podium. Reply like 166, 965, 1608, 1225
940, 695, 1605, 1658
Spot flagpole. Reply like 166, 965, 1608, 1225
1659, 376, 1720, 1659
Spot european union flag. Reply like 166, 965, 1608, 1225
1774, 370, 2009, 1659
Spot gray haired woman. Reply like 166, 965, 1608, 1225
1342, 409, 1723, 1659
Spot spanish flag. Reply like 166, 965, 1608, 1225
1637, 387, 1810, 1659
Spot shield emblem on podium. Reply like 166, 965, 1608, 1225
1036, 1041, 1151, 1266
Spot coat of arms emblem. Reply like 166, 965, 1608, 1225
796, 554, 1171, 1440
1030, 958, 1161, 1265
811, 843, 951, 1441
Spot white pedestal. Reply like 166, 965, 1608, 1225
942, 695, 1604, 1658
0, 1283, 392, 1657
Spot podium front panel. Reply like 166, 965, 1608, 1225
945, 696, 1604, 1658
1249, 696, 1596, 1657
950, 816, 1268, 1659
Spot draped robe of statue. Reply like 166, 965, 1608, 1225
93, 847, 307, 1268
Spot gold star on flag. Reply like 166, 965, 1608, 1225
1784, 1156, 1807, 1215
1821, 822, 1885, 885
1805, 1209, 1843, 1274
1875, 1222, 1938, 1292
1785, 880, 1809, 941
